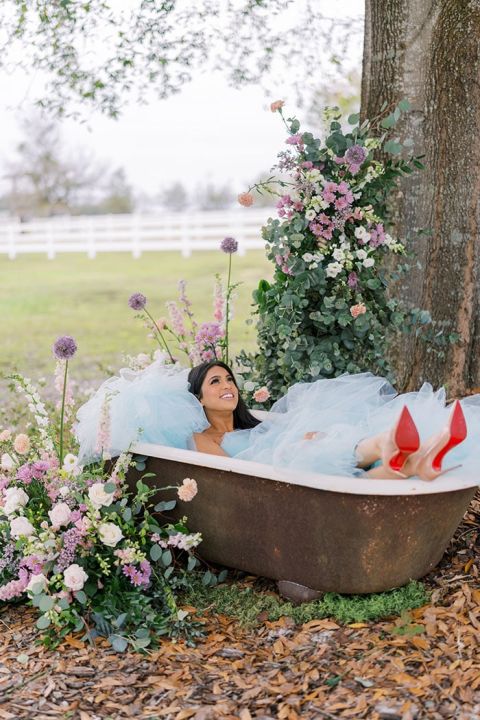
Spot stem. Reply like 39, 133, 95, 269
144, 308, 175, 364
224, 254, 232, 365
59, 360, 68, 467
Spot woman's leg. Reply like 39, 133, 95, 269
354, 433, 384, 468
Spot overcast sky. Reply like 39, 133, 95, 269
0, 1, 363, 199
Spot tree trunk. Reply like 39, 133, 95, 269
361, 0, 480, 396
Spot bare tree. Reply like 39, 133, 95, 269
5, 116, 101, 218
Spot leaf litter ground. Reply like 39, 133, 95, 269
1, 493, 479, 720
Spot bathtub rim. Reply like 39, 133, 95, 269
131, 441, 479, 497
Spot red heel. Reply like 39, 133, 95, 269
431, 400, 467, 472
388, 406, 421, 472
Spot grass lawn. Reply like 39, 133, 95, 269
1, 250, 272, 394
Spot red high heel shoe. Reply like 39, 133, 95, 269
409, 400, 468, 481
387, 405, 421, 473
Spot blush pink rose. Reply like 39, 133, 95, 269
177, 477, 198, 502
13, 434, 30, 455
253, 387, 271, 403
350, 303, 367, 319
237, 192, 254, 207
270, 99, 285, 112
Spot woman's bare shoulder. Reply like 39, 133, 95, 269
192, 431, 228, 457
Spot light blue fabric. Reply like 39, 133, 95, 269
75, 362, 480, 479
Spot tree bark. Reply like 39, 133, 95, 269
361, 0, 480, 396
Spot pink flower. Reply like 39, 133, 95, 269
178, 477, 198, 502
238, 192, 254, 207
286, 133, 303, 146
253, 387, 271, 403
350, 303, 367, 319
0, 429, 12, 442
13, 434, 30, 455
166, 301, 186, 336
270, 100, 284, 112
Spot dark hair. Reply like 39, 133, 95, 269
187, 361, 261, 430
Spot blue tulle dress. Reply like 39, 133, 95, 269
75, 360, 480, 479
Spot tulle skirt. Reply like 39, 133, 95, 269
75, 362, 480, 479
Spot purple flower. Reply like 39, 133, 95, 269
345, 144, 367, 167
53, 336, 77, 360
128, 292, 147, 311
195, 322, 224, 347
348, 272, 359, 289
56, 528, 83, 572
122, 561, 151, 587
220, 237, 238, 254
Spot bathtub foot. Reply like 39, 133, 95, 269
277, 580, 322, 604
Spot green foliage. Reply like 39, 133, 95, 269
238, 103, 427, 402
184, 578, 429, 627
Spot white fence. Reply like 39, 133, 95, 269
0, 210, 271, 259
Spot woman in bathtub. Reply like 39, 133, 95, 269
76, 358, 474, 481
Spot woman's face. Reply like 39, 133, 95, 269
199, 365, 239, 413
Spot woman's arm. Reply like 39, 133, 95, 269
192, 433, 228, 457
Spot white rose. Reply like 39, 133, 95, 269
305, 209, 316, 221
26, 573, 48, 594
243, 381, 256, 392
1, 453, 15, 472
356, 249, 368, 260
63, 563, 88, 591
48, 502, 72, 528
98, 522, 123, 547
3, 487, 29, 516
332, 248, 345, 262
88, 482, 115, 509
326, 262, 343, 278
384, 233, 395, 247
10, 516, 35, 538
302, 253, 314, 262
363, 257, 375, 268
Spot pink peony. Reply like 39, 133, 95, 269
178, 477, 198, 502
253, 386, 271, 403
270, 100, 284, 112
13, 434, 30, 455
238, 192, 254, 207
350, 303, 367, 319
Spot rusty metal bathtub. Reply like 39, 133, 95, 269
126, 440, 478, 597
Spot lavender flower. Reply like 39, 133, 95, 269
220, 237, 238, 254
345, 144, 367, 167
348, 272, 359, 289
53, 336, 77, 360
128, 292, 147, 311
56, 527, 83, 572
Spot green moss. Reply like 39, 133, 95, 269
183, 578, 429, 627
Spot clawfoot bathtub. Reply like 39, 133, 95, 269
126, 441, 478, 598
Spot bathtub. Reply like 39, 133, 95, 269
126, 440, 478, 598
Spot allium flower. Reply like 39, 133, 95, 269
13, 434, 30, 455
253, 387, 271, 403
220, 237, 238, 254
128, 292, 147, 311
270, 100, 285, 112
53, 336, 77, 360
345, 144, 367, 167
178, 477, 198, 502
350, 303, 367, 318
237, 192, 254, 207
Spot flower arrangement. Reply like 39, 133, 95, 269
127, 238, 240, 369
0, 338, 224, 652
237, 101, 426, 404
